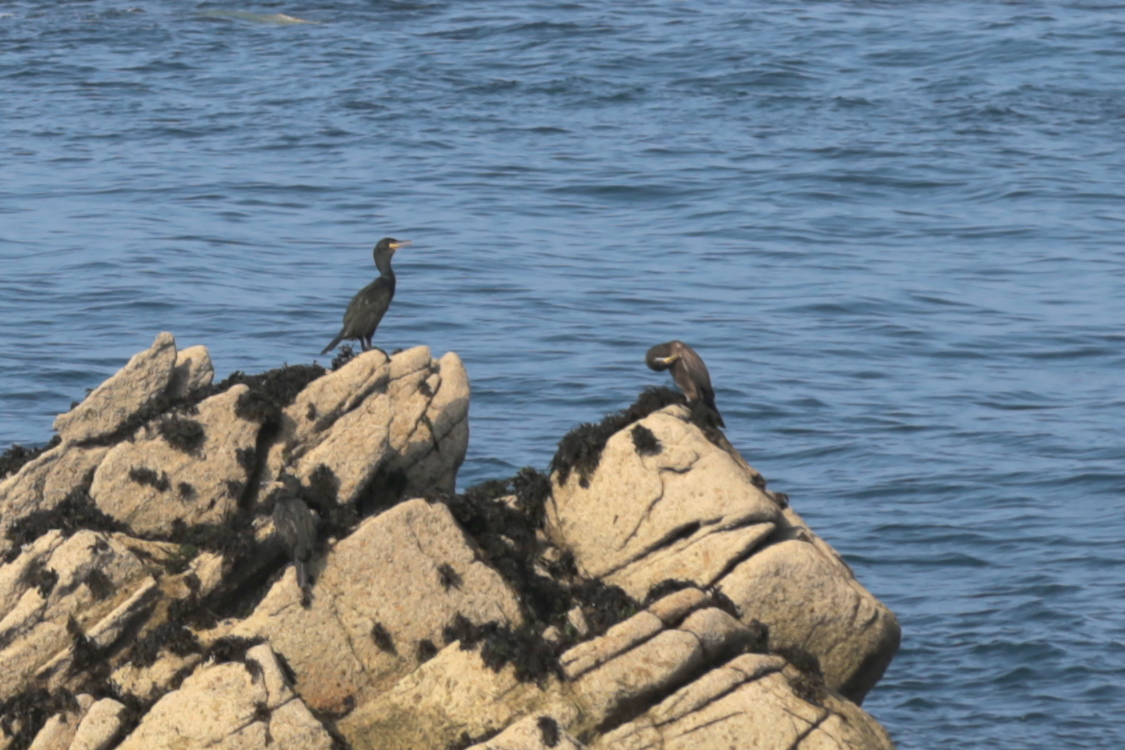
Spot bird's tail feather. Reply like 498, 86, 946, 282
296, 560, 311, 591
320, 334, 343, 356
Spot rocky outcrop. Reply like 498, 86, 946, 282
89, 386, 261, 536
226, 498, 521, 714
547, 403, 900, 705
0, 336, 898, 750
52, 332, 180, 444
266, 346, 469, 508
115, 643, 334, 750
546, 405, 779, 597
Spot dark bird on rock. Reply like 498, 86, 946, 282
645, 340, 725, 428
321, 237, 411, 355
270, 474, 318, 595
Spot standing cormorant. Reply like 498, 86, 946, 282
645, 340, 725, 428
270, 474, 318, 597
321, 237, 411, 355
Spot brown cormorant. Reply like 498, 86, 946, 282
321, 237, 411, 355
270, 474, 318, 595
645, 340, 725, 428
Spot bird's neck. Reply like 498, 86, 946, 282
375, 256, 395, 279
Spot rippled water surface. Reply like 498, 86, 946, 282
3, 0, 1124, 745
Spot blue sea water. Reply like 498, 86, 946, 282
2, 0, 1124, 746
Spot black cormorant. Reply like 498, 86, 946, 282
270, 474, 318, 595
645, 340, 725, 428
321, 237, 411, 355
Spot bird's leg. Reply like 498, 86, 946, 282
360, 338, 370, 352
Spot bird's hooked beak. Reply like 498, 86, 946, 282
389, 240, 412, 251
658, 353, 681, 366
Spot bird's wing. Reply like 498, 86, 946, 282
677, 344, 724, 426
342, 278, 393, 336
293, 500, 318, 560
272, 500, 301, 550
678, 344, 715, 395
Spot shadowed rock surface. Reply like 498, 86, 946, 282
0, 334, 898, 750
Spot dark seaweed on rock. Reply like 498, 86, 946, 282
371, 622, 396, 655
330, 344, 356, 371
0, 436, 61, 481
0, 687, 79, 750
643, 578, 695, 605
439, 474, 640, 672
549, 387, 683, 488
157, 415, 206, 454
4, 485, 131, 563
129, 467, 171, 492
441, 480, 571, 626
18, 557, 58, 598
538, 716, 560, 748
774, 644, 826, 704
775, 645, 822, 678
742, 619, 770, 654
304, 464, 359, 540
446, 727, 500, 750
415, 639, 438, 663
645, 579, 740, 619
442, 614, 563, 685
511, 466, 551, 527
206, 635, 266, 665
630, 424, 661, 456
129, 621, 203, 669
437, 563, 462, 591
570, 579, 637, 637
707, 588, 741, 619
216, 363, 325, 425
275, 651, 298, 685
83, 568, 115, 601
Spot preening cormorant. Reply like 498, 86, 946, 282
270, 474, 318, 594
645, 340, 725, 428
321, 237, 411, 355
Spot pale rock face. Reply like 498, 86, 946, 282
592, 655, 896, 750
0, 530, 156, 700
717, 515, 901, 704
230, 498, 522, 714
167, 345, 215, 399
53, 332, 178, 444
89, 385, 261, 535
0, 443, 110, 559
115, 644, 334, 750
68, 697, 126, 750
268, 347, 469, 507
547, 406, 779, 598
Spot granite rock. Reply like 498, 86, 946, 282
53, 332, 178, 444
